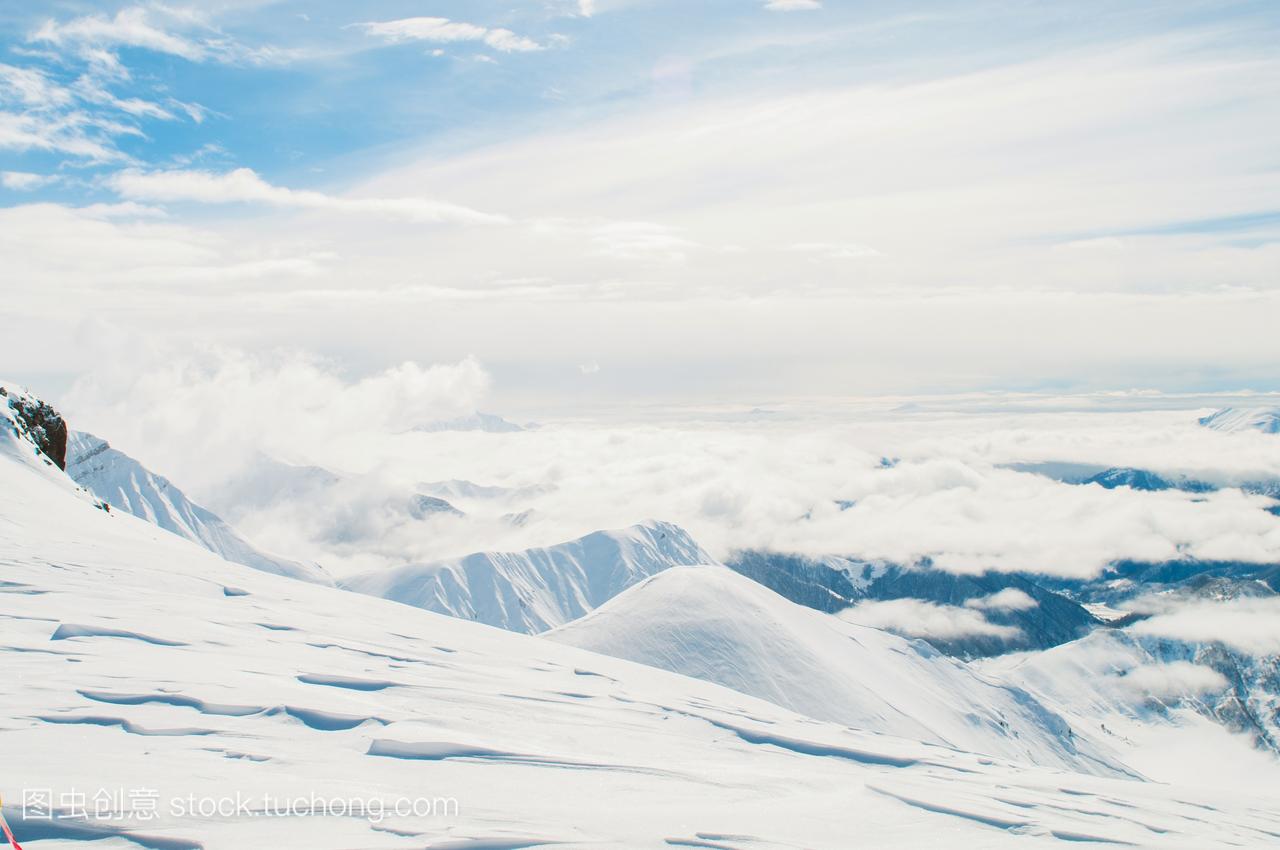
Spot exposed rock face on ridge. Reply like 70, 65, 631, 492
3, 385, 68, 470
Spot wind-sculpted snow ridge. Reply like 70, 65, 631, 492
4, 415, 1280, 846
341, 520, 714, 633
548, 566, 1123, 775
1199, 407, 1280, 434
66, 430, 333, 585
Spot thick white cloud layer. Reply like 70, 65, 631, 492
1118, 662, 1229, 701
1129, 599, 1280, 656
53, 345, 1280, 578
839, 599, 1020, 641
63, 345, 489, 497
109, 168, 507, 225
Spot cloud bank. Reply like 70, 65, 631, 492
108, 168, 508, 225
839, 599, 1021, 641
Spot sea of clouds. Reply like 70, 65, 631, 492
55, 344, 1280, 588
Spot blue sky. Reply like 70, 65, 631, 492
5, 1, 1277, 194
2, 1, 1279, 409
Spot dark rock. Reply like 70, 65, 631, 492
8, 394, 68, 470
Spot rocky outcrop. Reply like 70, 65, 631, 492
2, 386, 68, 470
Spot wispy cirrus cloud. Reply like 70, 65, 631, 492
29, 6, 290, 67
31, 7, 212, 62
0, 8, 235, 165
0, 62, 73, 108
357, 17, 544, 53
765, 0, 822, 11
108, 167, 510, 225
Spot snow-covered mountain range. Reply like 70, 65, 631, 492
8, 383, 1280, 847
412, 411, 528, 433
14, 388, 1279, 847
342, 520, 712, 632
550, 565, 1121, 774
66, 431, 332, 585
1200, 407, 1280, 434
728, 551, 1099, 657
986, 628, 1280, 788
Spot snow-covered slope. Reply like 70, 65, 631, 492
342, 520, 712, 632
1199, 407, 1280, 434
549, 566, 1121, 774
66, 430, 332, 585
12, 410, 1280, 846
986, 629, 1280, 791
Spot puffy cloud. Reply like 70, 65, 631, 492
62, 345, 492, 499
1, 171, 57, 191
965, 588, 1038, 612
48, 360, 1280, 578
107, 168, 509, 225
1117, 661, 1229, 700
1128, 598, 1280, 655
357, 17, 544, 53
839, 599, 1021, 641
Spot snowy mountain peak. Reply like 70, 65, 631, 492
342, 520, 715, 633
66, 430, 333, 585
550, 565, 1125, 775
1199, 407, 1280, 434
413, 412, 528, 433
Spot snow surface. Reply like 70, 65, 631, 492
341, 520, 713, 633
66, 431, 332, 585
7, 414, 1280, 847
987, 627, 1280, 783
549, 566, 1122, 774
1199, 407, 1280, 434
